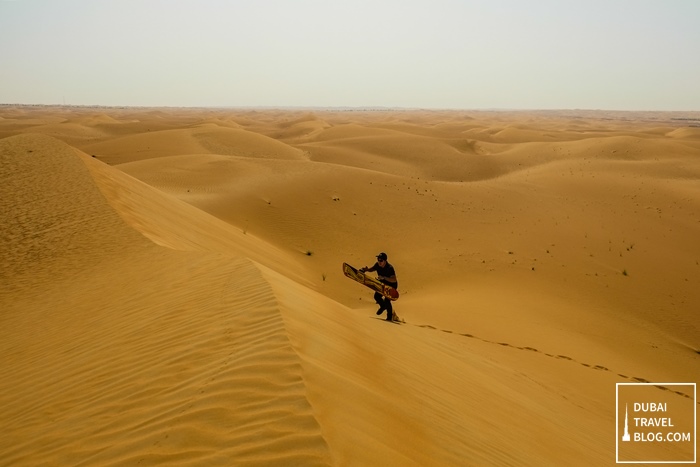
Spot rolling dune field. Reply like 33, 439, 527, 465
1, 106, 699, 465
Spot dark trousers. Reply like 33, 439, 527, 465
374, 292, 393, 320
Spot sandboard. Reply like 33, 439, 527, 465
342, 263, 399, 301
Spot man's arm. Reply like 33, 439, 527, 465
378, 273, 397, 284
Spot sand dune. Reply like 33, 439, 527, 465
82, 125, 305, 165
1, 134, 328, 465
2, 107, 699, 465
68, 113, 123, 125
668, 127, 700, 139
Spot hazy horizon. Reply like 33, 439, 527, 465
2, 0, 699, 111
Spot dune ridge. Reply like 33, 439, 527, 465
1, 134, 330, 465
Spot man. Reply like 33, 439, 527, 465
360, 252, 398, 321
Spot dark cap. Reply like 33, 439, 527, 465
376, 252, 388, 261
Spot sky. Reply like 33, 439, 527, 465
1, 0, 699, 110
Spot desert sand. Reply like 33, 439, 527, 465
1, 105, 699, 465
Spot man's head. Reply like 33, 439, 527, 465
376, 252, 388, 263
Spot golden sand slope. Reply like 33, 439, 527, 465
1, 134, 329, 465
2, 107, 699, 465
